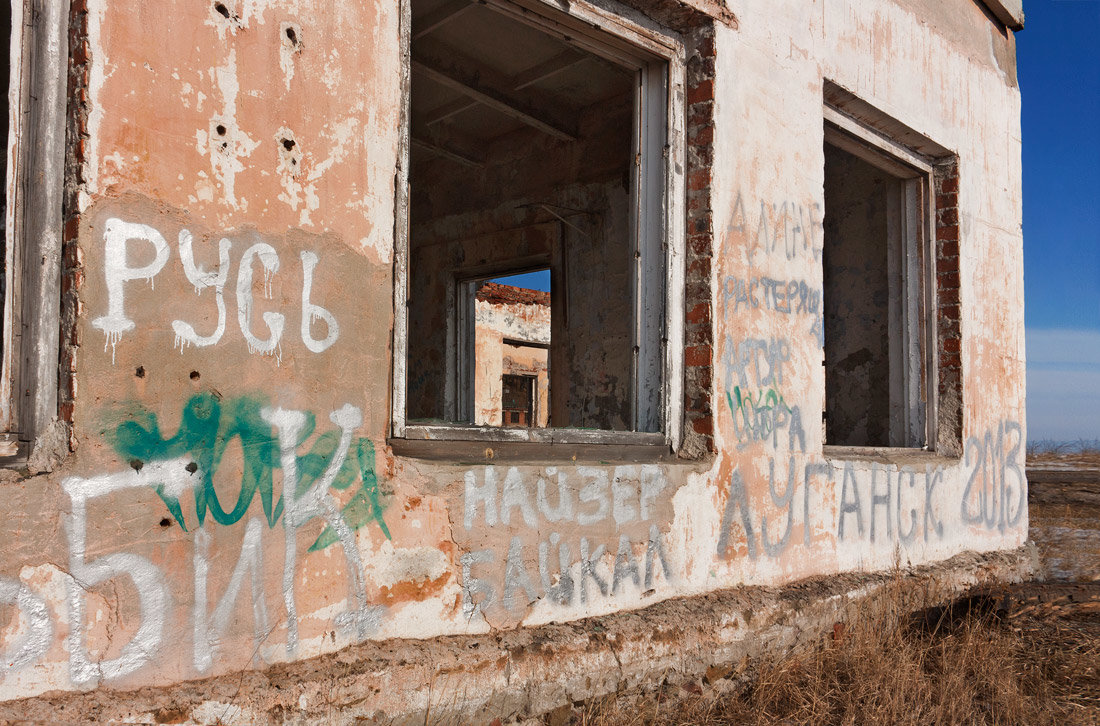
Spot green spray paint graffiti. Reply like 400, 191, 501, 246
726, 386, 799, 449
109, 393, 390, 550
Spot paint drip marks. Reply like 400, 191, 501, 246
91, 217, 340, 363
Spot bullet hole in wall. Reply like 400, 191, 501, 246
185, 461, 199, 474
190, 370, 200, 380
135, 366, 145, 378
215, 124, 229, 152
281, 22, 302, 52
276, 130, 302, 176
214, 2, 230, 18
130, 458, 144, 472
159, 518, 171, 528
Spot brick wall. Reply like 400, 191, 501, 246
934, 158, 963, 456
58, 0, 90, 448
682, 23, 717, 457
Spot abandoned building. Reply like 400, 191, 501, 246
0, 0, 1028, 720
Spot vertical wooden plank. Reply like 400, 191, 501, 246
11, 0, 67, 445
886, 179, 905, 446
0, 0, 29, 435
391, 0, 412, 437
662, 53, 686, 448
903, 177, 924, 446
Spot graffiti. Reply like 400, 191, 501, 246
716, 458, 830, 560
723, 337, 790, 390
92, 217, 340, 363
108, 392, 389, 550
726, 386, 805, 450
722, 276, 820, 317
721, 275, 824, 348
0, 401, 390, 686
836, 463, 945, 544
0, 578, 53, 678
961, 420, 1025, 532
460, 465, 674, 617
717, 458, 947, 562
723, 191, 824, 263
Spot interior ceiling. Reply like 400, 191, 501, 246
410, 0, 633, 167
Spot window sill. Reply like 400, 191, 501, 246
390, 425, 673, 463
823, 445, 959, 467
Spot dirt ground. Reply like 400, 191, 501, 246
547, 456, 1100, 726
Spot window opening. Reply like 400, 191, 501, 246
401, 0, 672, 441
465, 269, 551, 427
822, 119, 932, 449
501, 374, 536, 426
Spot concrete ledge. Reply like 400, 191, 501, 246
980, 0, 1024, 31
0, 545, 1038, 725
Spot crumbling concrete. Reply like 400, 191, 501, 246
0, 0, 1026, 714
0, 545, 1037, 724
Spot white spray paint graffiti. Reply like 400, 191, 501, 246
173, 230, 231, 349
92, 217, 341, 362
460, 465, 674, 618
237, 242, 285, 360
263, 403, 379, 654
300, 251, 339, 353
92, 218, 171, 363
62, 458, 194, 686
192, 518, 268, 674
0, 578, 53, 677
0, 403, 381, 686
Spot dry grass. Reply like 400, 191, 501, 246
565, 587, 1100, 726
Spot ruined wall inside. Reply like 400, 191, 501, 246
473, 297, 550, 427
0, 0, 1025, 705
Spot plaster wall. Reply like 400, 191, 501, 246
472, 298, 551, 428
0, 0, 1025, 706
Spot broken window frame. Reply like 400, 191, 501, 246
391, 0, 687, 451
0, 0, 68, 461
822, 104, 939, 452
454, 263, 549, 425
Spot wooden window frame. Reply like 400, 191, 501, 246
822, 104, 939, 454
391, 0, 687, 453
0, 0, 68, 461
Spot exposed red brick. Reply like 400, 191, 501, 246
687, 78, 714, 105
690, 124, 714, 146
686, 303, 710, 325
687, 169, 710, 192
935, 193, 957, 209
685, 345, 711, 367
691, 416, 713, 435
939, 176, 958, 194
475, 282, 549, 306
937, 208, 959, 226
686, 258, 710, 280
937, 270, 960, 290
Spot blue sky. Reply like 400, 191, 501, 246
1020, 0, 1100, 442
497, 5, 1100, 443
